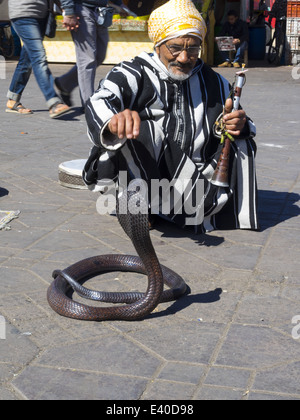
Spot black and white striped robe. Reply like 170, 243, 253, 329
83, 52, 259, 232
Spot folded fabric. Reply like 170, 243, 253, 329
148, 0, 207, 47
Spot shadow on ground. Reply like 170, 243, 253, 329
258, 190, 300, 230
0, 188, 9, 198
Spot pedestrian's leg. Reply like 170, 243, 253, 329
233, 41, 248, 64
218, 50, 232, 67
7, 41, 32, 101
6, 21, 33, 113
54, 65, 78, 106
71, 5, 105, 106
11, 17, 67, 112
96, 25, 109, 67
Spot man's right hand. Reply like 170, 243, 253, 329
63, 15, 80, 31
108, 110, 141, 140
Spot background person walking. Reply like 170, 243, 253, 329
56, 0, 129, 110
6, 0, 70, 118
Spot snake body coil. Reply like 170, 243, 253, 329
47, 186, 188, 321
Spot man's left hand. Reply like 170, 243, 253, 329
63, 15, 80, 31
222, 98, 246, 136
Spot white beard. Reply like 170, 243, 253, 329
168, 64, 192, 81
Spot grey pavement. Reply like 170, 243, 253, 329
0, 59, 299, 401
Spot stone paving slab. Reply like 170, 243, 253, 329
0, 61, 299, 401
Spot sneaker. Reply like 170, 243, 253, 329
233, 62, 241, 68
218, 61, 232, 68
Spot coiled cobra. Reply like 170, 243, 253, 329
47, 183, 188, 321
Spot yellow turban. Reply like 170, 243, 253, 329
148, 0, 207, 47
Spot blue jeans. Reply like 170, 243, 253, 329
220, 41, 248, 63
7, 18, 60, 109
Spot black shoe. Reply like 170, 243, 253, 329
54, 78, 73, 107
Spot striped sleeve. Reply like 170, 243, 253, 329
85, 60, 142, 148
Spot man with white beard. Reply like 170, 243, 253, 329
83, 0, 258, 233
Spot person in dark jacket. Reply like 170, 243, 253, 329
217, 9, 249, 68
55, 0, 129, 109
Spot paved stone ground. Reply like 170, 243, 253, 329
0, 60, 299, 401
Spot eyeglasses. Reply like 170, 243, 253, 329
164, 43, 201, 57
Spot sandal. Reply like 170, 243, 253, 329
6, 101, 33, 115
49, 102, 71, 119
